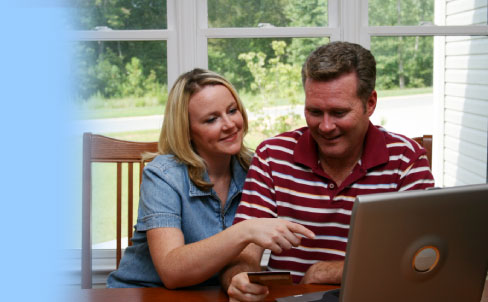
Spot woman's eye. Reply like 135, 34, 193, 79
205, 117, 217, 123
229, 107, 238, 114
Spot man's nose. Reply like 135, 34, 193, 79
319, 114, 335, 132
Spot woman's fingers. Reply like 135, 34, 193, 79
286, 221, 315, 240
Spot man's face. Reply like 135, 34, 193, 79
304, 72, 377, 163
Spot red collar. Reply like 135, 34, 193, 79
293, 122, 389, 171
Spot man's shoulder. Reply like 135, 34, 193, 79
257, 126, 308, 149
376, 126, 425, 156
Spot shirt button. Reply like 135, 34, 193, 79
329, 183, 335, 189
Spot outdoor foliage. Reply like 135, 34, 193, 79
239, 41, 304, 136
369, 0, 434, 89
72, 0, 167, 103
73, 0, 434, 109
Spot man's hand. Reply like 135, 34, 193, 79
300, 260, 344, 285
227, 272, 269, 302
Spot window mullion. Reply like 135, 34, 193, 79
340, 0, 363, 44
173, 0, 201, 77
196, 0, 209, 69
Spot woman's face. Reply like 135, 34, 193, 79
188, 84, 244, 162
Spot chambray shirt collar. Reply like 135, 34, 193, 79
293, 122, 389, 171
188, 156, 246, 197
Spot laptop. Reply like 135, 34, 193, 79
340, 183, 488, 302
277, 183, 488, 302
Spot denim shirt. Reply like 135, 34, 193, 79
106, 154, 247, 288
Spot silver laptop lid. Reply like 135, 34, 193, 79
340, 184, 488, 302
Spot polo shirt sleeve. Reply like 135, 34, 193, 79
233, 142, 278, 224
397, 144, 435, 191
136, 161, 182, 231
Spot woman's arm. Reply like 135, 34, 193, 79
147, 218, 314, 289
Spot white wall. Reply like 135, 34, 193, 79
435, 0, 488, 186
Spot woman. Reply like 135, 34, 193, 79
107, 68, 314, 288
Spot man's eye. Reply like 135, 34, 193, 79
333, 111, 346, 117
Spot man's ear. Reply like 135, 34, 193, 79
366, 90, 377, 117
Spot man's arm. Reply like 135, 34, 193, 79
220, 243, 268, 301
221, 243, 263, 290
300, 260, 344, 285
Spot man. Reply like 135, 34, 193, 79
220, 41, 435, 301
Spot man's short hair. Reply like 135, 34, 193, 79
301, 41, 376, 103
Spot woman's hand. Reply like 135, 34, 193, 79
242, 218, 315, 254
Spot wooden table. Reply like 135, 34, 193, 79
73, 284, 337, 302
73, 281, 488, 302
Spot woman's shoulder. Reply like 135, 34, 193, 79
145, 154, 188, 175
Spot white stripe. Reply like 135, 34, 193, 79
271, 136, 298, 144
244, 178, 275, 194
273, 171, 328, 189
350, 183, 398, 189
269, 255, 318, 265
280, 216, 350, 229
235, 209, 278, 219
276, 200, 351, 215
389, 154, 411, 163
387, 142, 408, 149
400, 166, 431, 179
295, 246, 346, 257
366, 169, 402, 176
259, 144, 293, 155
248, 165, 272, 182
399, 179, 435, 191
388, 132, 415, 152
333, 195, 356, 202
242, 190, 276, 207
276, 186, 331, 200
267, 157, 312, 173
314, 235, 348, 242
255, 154, 270, 168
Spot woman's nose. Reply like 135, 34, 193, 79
222, 114, 235, 129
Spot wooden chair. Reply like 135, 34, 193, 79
81, 133, 158, 289
412, 134, 433, 169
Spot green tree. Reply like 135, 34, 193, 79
73, 0, 167, 101
369, 0, 434, 89
239, 41, 303, 137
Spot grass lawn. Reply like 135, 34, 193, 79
76, 87, 432, 120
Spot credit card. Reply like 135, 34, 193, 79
247, 271, 293, 286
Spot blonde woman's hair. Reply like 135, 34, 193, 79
149, 68, 252, 191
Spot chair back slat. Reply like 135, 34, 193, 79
116, 162, 122, 269
128, 162, 134, 247
81, 132, 158, 288
412, 135, 433, 169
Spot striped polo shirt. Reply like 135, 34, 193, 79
233, 123, 435, 283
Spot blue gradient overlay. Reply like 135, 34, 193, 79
0, 1, 73, 301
